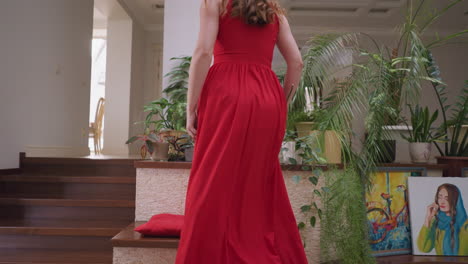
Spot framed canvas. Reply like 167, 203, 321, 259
366, 167, 426, 256
408, 177, 468, 256
462, 167, 468, 177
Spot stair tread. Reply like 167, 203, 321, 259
0, 193, 131, 200
0, 174, 136, 183
0, 218, 131, 228
0, 197, 135, 207
0, 219, 128, 236
111, 222, 180, 248
0, 248, 112, 263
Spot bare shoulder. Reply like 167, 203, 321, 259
277, 13, 291, 25
201, 0, 222, 8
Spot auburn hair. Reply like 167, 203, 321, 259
434, 184, 459, 250
220, 0, 285, 25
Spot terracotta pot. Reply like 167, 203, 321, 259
151, 142, 170, 161
409, 142, 432, 164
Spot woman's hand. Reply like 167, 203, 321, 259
186, 110, 198, 142
424, 203, 439, 227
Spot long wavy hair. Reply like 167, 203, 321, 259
434, 183, 459, 250
220, 0, 285, 25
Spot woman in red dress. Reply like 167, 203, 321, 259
176, 0, 307, 263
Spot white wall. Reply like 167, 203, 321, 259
162, 0, 201, 95
102, 18, 133, 156
128, 21, 147, 155
0, 0, 93, 168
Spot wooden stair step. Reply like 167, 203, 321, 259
0, 177, 136, 200
0, 248, 112, 264
20, 154, 139, 177
0, 233, 114, 251
0, 218, 131, 228
0, 218, 131, 236
0, 226, 121, 236
0, 193, 128, 200
0, 198, 135, 207
0, 174, 136, 184
111, 222, 180, 248
0, 198, 135, 221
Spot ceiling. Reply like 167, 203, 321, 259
99, 0, 467, 41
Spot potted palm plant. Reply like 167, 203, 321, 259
401, 104, 446, 163
291, 1, 467, 262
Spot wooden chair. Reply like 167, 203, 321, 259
89, 97, 105, 154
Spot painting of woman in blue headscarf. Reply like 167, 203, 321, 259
409, 177, 468, 256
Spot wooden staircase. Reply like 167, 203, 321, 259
0, 153, 139, 263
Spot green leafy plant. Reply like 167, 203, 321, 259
443, 81, 468, 156
290, 1, 467, 263
142, 97, 186, 132
125, 131, 166, 158
426, 50, 468, 156
163, 56, 192, 102
401, 104, 446, 143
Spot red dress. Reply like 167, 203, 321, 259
174, 2, 309, 263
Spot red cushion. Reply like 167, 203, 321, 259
134, 213, 184, 237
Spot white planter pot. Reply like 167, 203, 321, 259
279, 141, 303, 164
409, 142, 432, 164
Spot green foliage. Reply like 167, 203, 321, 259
425, 50, 468, 156
142, 97, 186, 132
321, 167, 376, 264
126, 56, 191, 155
444, 81, 468, 156
162, 56, 192, 102
402, 104, 446, 143
290, 1, 468, 263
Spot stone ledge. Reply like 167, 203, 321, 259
111, 222, 180, 248
134, 160, 448, 171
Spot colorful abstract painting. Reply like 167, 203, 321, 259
366, 167, 426, 256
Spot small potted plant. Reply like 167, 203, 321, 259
125, 130, 169, 160
143, 97, 190, 160
402, 104, 446, 163
179, 134, 195, 162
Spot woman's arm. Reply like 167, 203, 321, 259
186, 0, 220, 141
417, 219, 436, 253
276, 14, 303, 106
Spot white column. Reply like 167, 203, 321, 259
102, 18, 133, 156
0, 0, 93, 165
